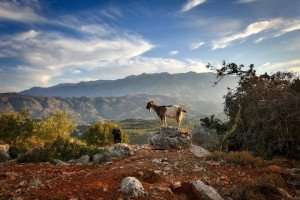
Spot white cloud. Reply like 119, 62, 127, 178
212, 19, 283, 49
235, 0, 257, 4
254, 37, 265, 43
169, 50, 179, 55
261, 59, 300, 73
181, 0, 206, 12
0, 0, 43, 22
61, 57, 211, 81
0, 25, 153, 91
213, 18, 300, 49
190, 41, 205, 50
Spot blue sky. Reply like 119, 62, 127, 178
0, 0, 299, 92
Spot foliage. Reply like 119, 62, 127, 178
0, 110, 34, 145
207, 61, 300, 159
0, 111, 75, 151
33, 111, 76, 141
82, 121, 128, 146
45, 137, 104, 161
200, 115, 227, 135
207, 151, 265, 167
17, 137, 106, 163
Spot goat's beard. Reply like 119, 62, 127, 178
148, 108, 152, 112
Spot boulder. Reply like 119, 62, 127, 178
0, 150, 10, 162
120, 177, 146, 198
191, 180, 224, 200
190, 144, 211, 158
52, 159, 69, 166
75, 155, 90, 165
109, 143, 134, 158
149, 127, 191, 150
92, 152, 112, 164
171, 180, 223, 200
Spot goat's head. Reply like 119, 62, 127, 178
146, 100, 154, 112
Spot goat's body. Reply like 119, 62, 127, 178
146, 101, 186, 127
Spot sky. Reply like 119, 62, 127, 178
0, 0, 299, 92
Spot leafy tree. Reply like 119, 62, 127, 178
0, 110, 34, 145
34, 111, 76, 142
82, 121, 128, 146
200, 115, 227, 135
207, 61, 300, 159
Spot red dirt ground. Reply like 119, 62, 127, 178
0, 146, 298, 200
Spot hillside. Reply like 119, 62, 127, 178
21, 72, 237, 104
0, 93, 219, 124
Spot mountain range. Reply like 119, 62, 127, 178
0, 72, 237, 123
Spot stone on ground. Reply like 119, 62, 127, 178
190, 144, 211, 158
120, 177, 146, 198
92, 152, 112, 164
191, 180, 224, 200
109, 143, 134, 158
149, 127, 191, 150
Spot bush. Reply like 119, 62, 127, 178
0, 111, 34, 145
208, 62, 300, 159
207, 151, 265, 167
45, 137, 104, 161
17, 137, 106, 163
17, 147, 50, 163
82, 121, 128, 146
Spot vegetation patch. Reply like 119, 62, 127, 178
207, 151, 265, 167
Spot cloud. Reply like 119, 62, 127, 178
53, 57, 211, 82
235, 0, 257, 4
181, 0, 206, 12
213, 18, 300, 49
190, 41, 205, 50
261, 59, 300, 73
212, 19, 283, 49
169, 50, 179, 55
0, 0, 43, 23
0, 24, 153, 91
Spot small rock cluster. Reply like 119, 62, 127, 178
66, 143, 135, 165
149, 127, 191, 150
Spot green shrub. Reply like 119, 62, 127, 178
17, 147, 50, 163
207, 151, 265, 167
0, 111, 34, 145
45, 137, 104, 161
82, 121, 128, 146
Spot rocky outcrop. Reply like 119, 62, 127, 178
120, 177, 147, 198
149, 127, 191, 150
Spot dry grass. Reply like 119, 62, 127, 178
207, 151, 266, 167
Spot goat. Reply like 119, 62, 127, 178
146, 100, 187, 127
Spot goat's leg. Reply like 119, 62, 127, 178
164, 117, 168, 127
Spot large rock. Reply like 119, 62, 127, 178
0, 150, 10, 162
191, 180, 224, 200
149, 127, 191, 149
92, 152, 112, 164
75, 155, 90, 165
109, 143, 134, 158
120, 177, 146, 198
